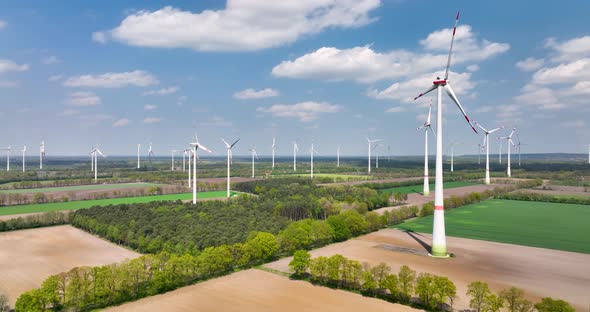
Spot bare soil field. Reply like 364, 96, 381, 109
265, 229, 590, 311
106, 269, 419, 312
0, 225, 140, 306
525, 185, 590, 197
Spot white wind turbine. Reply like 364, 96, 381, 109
375, 144, 381, 169
271, 137, 276, 169
4, 146, 10, 171
367, 138, 381, 174
137, 144, 141, 169
185, 148, 193, 187
171, 150, 177, 171
222, 138, 240, 198
417, 103, 435, 196
182, 149, 189, 172
498, 128, 516, 177
249, 146, 258, 178
189, 134, 212, 204
449, 142, 462, 172
39, 141, 45, 169
587, 144, 590, 164
21, 145, 26, 172
514, 133, 525, 166
310, 143, 319, 179
148, 142, 154, 165
90, 146, 106, 182
292, 141, 299, 171
498, 142, 502, 164
337, 145, 340, 168
413, 11, 477, 257
474, 122, 503, 185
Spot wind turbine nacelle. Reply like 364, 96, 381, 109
433, 79, 447, 85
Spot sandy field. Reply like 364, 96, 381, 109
106, 269, 419, 312
0, 225, 140, 306
265, 229, 590, 311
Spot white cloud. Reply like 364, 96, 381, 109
144, 104, 157, 111
272, 25, 509, 83
48, 74, 63, 82
516, 57, 544, 71
113, 118, 130, 127
65, 91, 101, 106
385, 106, 406, 113
199, 116, 232, 127
257, 101, 340, 122
92, 31, 107, 44
95, 1, 381, 51
0, 59, 29, 74
545, 36, 590, 62
367, 71, 475, 103
532, 58, 590, 85
57, 109, 80, 117
0, 20, 5, 30
466, 64, 479, 72
63, 70, 158, 88
143, 117, 161, 124
234, 88, 279, 99
42, 55, 60, 65
143, 86, 179, 96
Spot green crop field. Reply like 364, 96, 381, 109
378, 181, 477, 195
0, 183, 161, 194
393, 199, 590, 254
0, 191, 237, 216
272, 173, 371, 180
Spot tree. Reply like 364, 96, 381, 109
433, 276, 456, 310
381, 274, 399, 299
534, 298, 575, 312
416, 273, 436, 309
500, 287, 525, 312
361, 270, 378, 296
484, 293, 504, 312
516, 299, 534, 312
289, 250, 311, 276
14, 290, 42, 312
467, 281, 491, 312
244, 232, 279, 263
371, 262, 391, 289
0, 292, 9, 312
326, 254, 346, 284
309, 256, 329, 283
398, 265, 416, 302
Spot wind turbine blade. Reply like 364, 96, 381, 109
444, 11, 460, 80
444, 83, 477, 133
417, 125, 426, 131
199, 144, 213, 153
221, 138, 230, 148
428, 125, 437, 137
474, 122, 488, 133
483, 135, 487, 147
489, 126, 503, 134
230, 138, 240, 148
414, 84, 437, 101
427, 103, 432, 123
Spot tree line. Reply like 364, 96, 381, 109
289, 251, 575, 312
497, 191, 590, 205
0, 211, 71, 232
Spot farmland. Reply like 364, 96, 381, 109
377, 181, 478, 194
0, 182, 160, 194
394, 199, 590, 253
0, 191, 237, 216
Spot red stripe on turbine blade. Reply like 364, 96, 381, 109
453, 27, 457, 35
434, 205, 444, 211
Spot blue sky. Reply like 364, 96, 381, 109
1, 0, 589, 157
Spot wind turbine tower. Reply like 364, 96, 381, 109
417, 103, 435, 196
21, 145, 26, 172
367, 138, 381, 174
222, 138, 240, 197
474, 122, 502, 185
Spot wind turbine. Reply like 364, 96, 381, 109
148, 143, 154, 165
39, 141, 45, 169
413, 11, 477, 257
387, 145, 391, 161
137, 144, 141, 169
222, 138, 240, 197
171, 150, 177, 171
373, 143, 381, 169
474, 122, 503, 185
498, 142, 502, 164
21, 145, 26, 172
310, 143, 319, 179
185, 148, 193, 187
90, 147, 105, 182
90, 145, 94, 172
367, 138, 381, 174
337, 145, 340, 168
498, 128, 516, 177
4, 146, 10, 171
182, 149, 188, 172
271, 137, 276, 169
189, 134, 212, 204
417, 103, 435, 195
449, 142, 462, 172
514, 133, 525, 166
292, 141, 299, 171
249, 146, 258, 178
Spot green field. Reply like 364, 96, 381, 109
0, 183, 160, 194
273, 173, 371, 180
0, 191, 236, 216
378, 181, 477, 195
394, 199, 590, 254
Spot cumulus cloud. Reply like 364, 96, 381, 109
94, 1, 381, 51
42, 55, 60, 65
385, 106, 406, 113
272, 25, 509, 83
545, 36, 590, 62
257, 101, 340, 122
143, 117, 161, 124
234, 88, 279, 99
516, 57, 544, 71
63, 70, 158, 88
143, 86, 179, 95
367, 71, 475, 103
0, 59, 29, 74
48, 74, 63, 82
144, 104, 157, 111
113, 118, 130, 127
65, 91, 101, 106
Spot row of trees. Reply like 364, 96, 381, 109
289, 252, 575, 312
0, 211, 71, 232
498, 191, 590, 205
